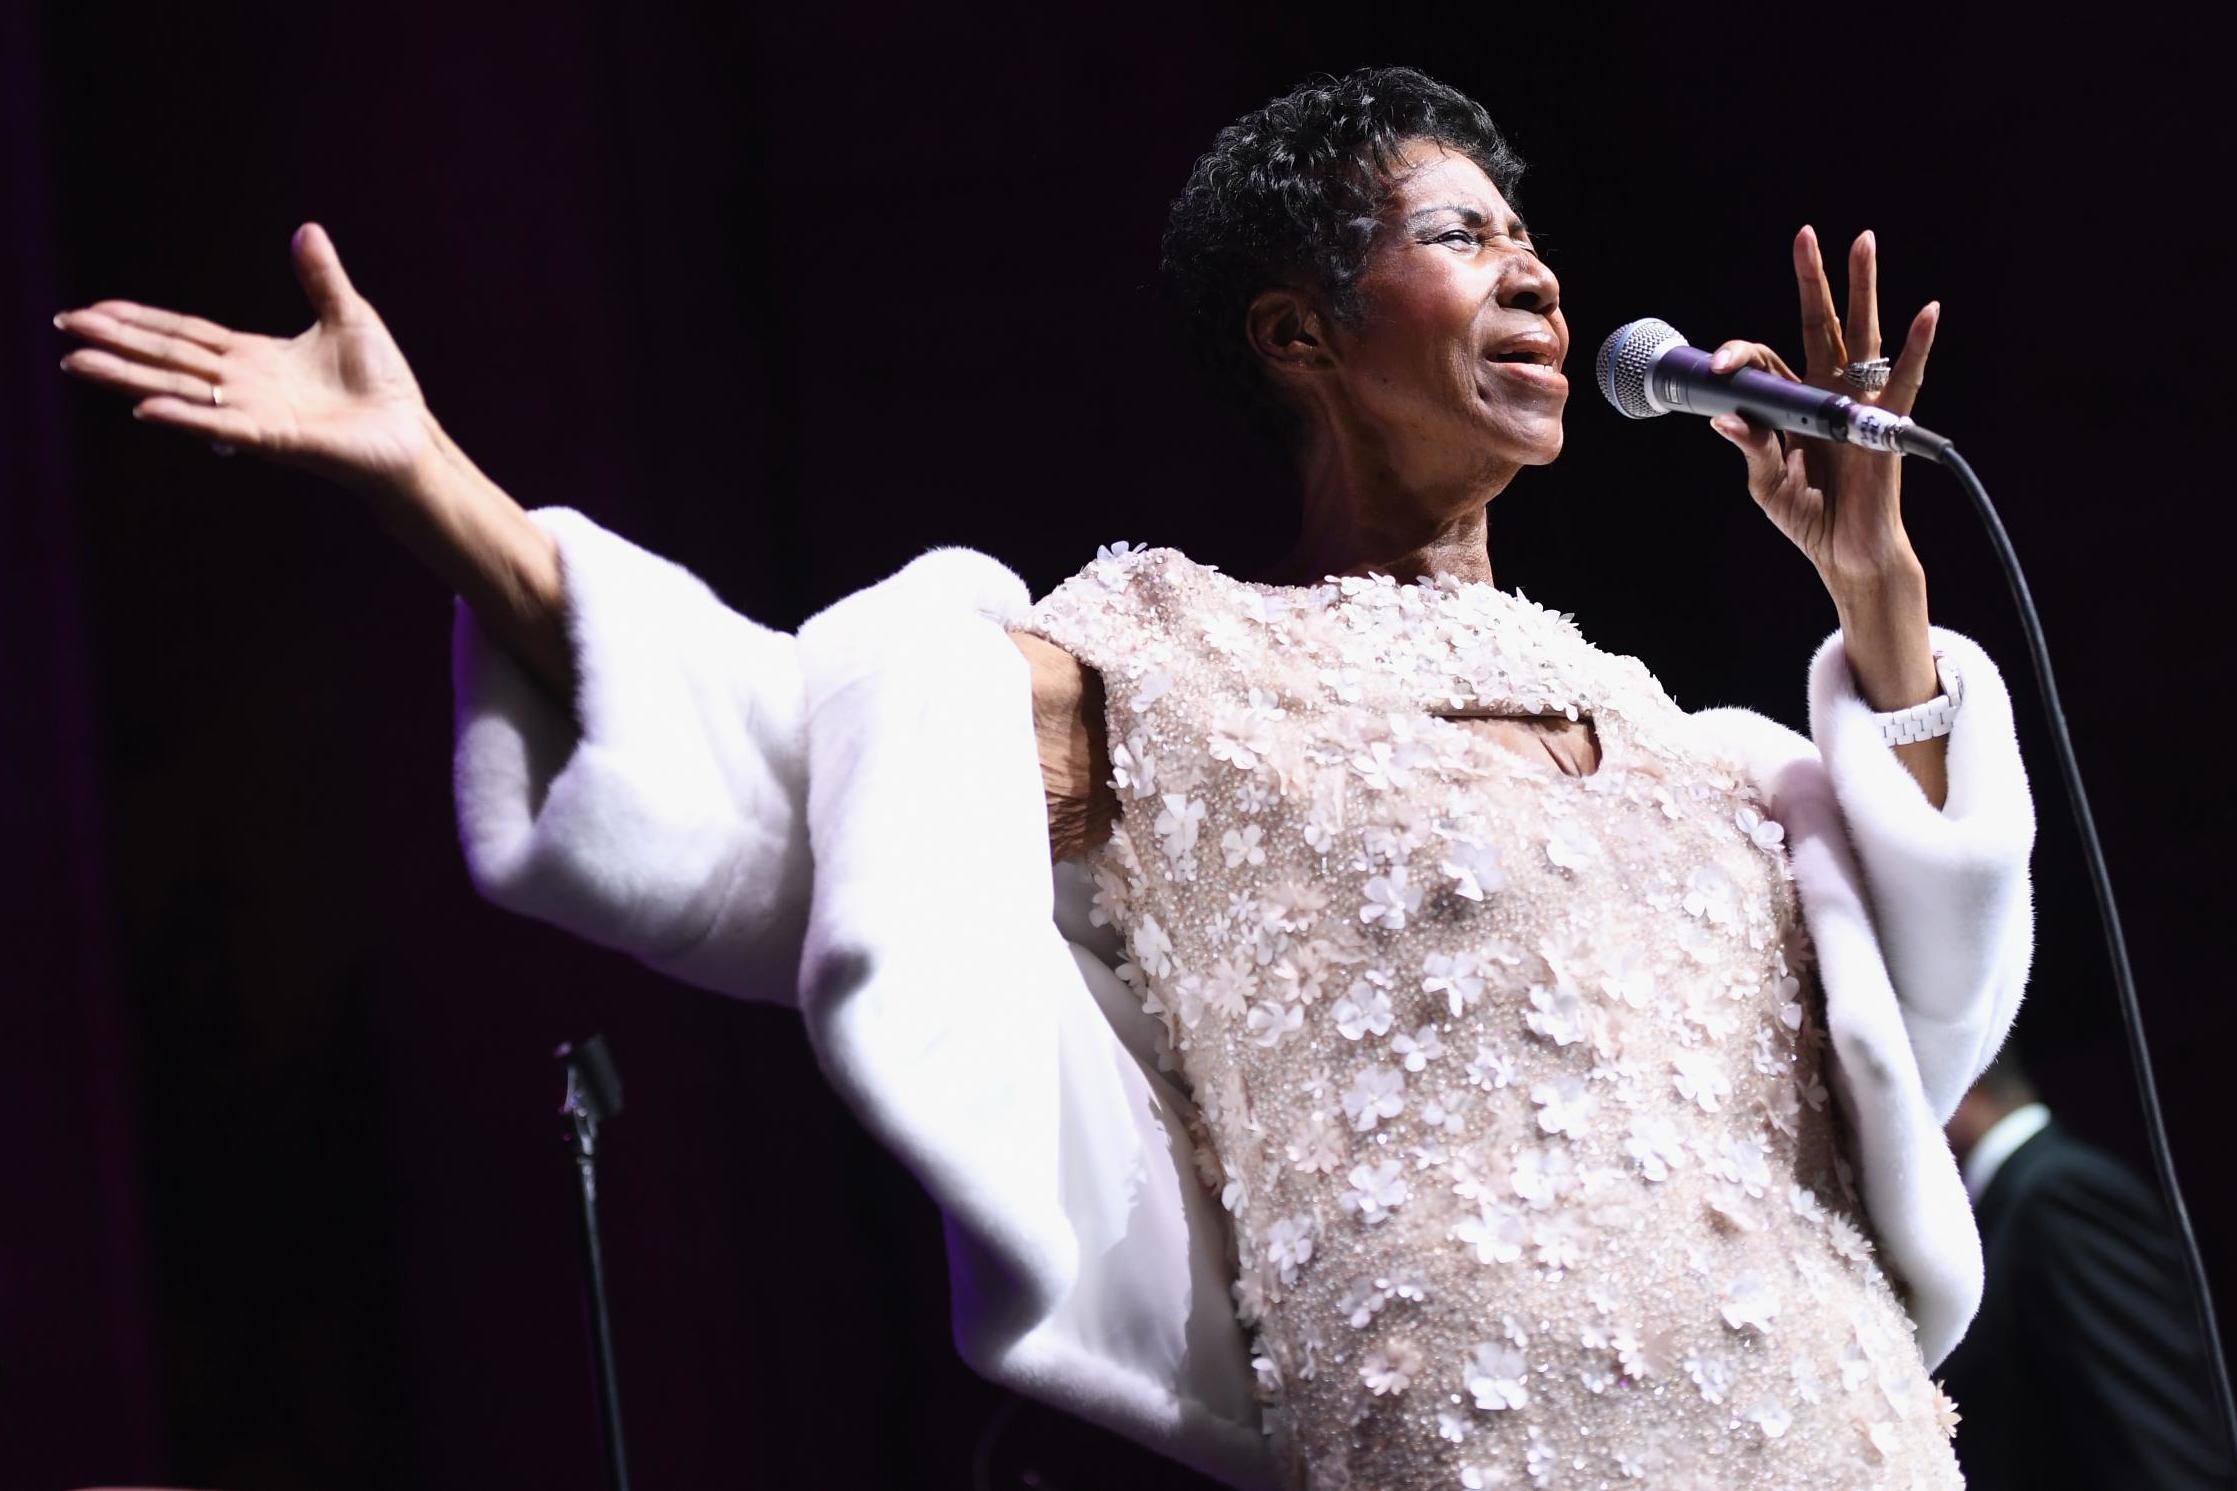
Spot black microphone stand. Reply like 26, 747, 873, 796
558, 1035, 631, 1491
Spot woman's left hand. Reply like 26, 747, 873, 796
1705, 225, 1939, 603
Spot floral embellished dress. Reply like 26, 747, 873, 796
1018, 545, 1965, 1491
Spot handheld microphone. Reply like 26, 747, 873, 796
1596, 317, 1951, 463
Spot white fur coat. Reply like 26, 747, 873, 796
450, 508, 2037, 1490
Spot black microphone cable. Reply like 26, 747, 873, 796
1922, 441, 2237, 1470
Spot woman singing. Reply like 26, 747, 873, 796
56, 66, 2034, 1491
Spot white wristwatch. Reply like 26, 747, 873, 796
1870, 648, 1965, 746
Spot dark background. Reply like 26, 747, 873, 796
7, 3, 2231, 1488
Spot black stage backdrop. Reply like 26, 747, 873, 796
7, 4, 2232, 1488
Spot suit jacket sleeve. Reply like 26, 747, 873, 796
1806, 624, 2038, 1123
2018, 1149, 2237, 1487
449, 506, 811, 1005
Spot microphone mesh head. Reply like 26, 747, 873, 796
1595, 318, 1687, 419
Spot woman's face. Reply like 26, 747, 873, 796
1319, 136, 1568, 484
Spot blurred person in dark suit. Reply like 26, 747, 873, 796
1938, 1049, 2233, 1488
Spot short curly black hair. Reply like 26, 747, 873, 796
1161, 66, 1528, 447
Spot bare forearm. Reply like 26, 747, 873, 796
1831, 559, 1949, 809
366, 410, 577, 720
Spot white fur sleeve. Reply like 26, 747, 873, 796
1806, 624, 2038, 1122
790, 549, 1279, 1490
449, 506, 811, 1006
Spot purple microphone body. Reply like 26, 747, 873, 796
1596, 317, 1951, 461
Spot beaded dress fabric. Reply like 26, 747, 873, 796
1019, 546, 1964, 1491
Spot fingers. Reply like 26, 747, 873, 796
1713, 413, 1823, 527
1710, 411, 1786, 494
62, 300, 237, 355
55, 307, 226, 383
1847, 230, 1881, 364
60, 345, 221, 405
130, 393, 261, 450
1794, 225, 1845, 382
1706, 339, 1801, 382
1881, 300, 1939, 417
291, 222, 360, 321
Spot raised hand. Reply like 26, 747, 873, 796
55, 222, 438, 500
1702, 225, 1940, 605
1702, 225, 1951, 806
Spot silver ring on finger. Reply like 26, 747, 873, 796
207, 380, 236, 454
209, 382, 224, 406
1841, 357, 1891, 391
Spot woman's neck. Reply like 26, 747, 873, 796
1254, 422, 1517, 588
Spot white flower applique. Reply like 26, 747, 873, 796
1332, 978, 1397, 1041
1417, 1086, 1470, 1136
1339, 1159, 1411, 1224
1531, 1211, 1589, 1271
1544, 824, 1594, 871
1287, 1114, 1345, 1175
1682, 980, 1742, 1041
1599, 943, 1657, 1009
1203, 955, 1255, 1021
1342, 1064, 1405, 1132
1359, 865, 1424, 930
1153, 792, 1204, 862
1090, 540, 1142, 589
1530, 1075, 1596, 1137
1623, 1113, 1687, 1182
1720, 1270, 1781, 1332
1127, 913, 1174, 979
1237, 776, 1274, 815
1265, 1212, 1315, 1285
1735, 802, 1787, 851
1245, 999, 1303, 1048
1198, 607, 1253, 662
1682, 1344, 1737, 1404
1681, 861, 1741, 927
1360, 1338, 1424, 1396
1130, 666, 1173, 712
1614, 1323, 1677, 1381
1672, 1047, 1732, 1113
1438, 835, 1508, 901
1108, 727, 1158, 799
1465, 1342, 1531, 1411
1086, 863, 1130, 929
1523, 971, 1588, 1047
1509, 1142, 1575, 1210
1744, 1396, 1794, 1440
1390, 1023, 1445, 1072
1452, 1199, 1528, 1266
1208, 703, 1275, 772
1464, 1042, 1517, 1090
1221, 823, 1267, 868
1422, 951, 1487, 1017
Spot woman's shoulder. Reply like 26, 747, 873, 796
1023, 542, 1224, 660
1038, 541, 1211, 600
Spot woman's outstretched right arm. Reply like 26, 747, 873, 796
57, 223, 813, 1004
56, 221, 577, 719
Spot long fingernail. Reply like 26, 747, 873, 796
52, 312, 65, 329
